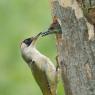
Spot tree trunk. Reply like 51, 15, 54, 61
50, 0, 95, 95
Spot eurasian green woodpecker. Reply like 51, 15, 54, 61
20, 32, 57, 95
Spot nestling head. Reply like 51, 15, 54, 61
41, 19, 61, 36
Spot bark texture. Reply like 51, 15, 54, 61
50, 0, 95, 95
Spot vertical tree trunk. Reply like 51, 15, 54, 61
50, 0, 95, 95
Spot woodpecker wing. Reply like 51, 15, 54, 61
45, 60, 57, 95
30, 61, 57, 95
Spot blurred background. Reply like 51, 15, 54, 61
0, 0, 64, 95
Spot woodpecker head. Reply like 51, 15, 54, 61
20, 32, 42, 50
41, 19, 61, 36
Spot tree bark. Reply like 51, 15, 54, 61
50, 0, 95, 95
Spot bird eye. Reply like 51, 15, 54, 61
23, 38, 32, 46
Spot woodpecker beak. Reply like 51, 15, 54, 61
30, 32, 42, 45
41, 30, 56, 37
32, 32, 42, 40
41, 30, 50, 36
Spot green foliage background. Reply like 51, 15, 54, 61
0, 0, 64, 95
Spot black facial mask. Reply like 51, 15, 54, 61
23, 38, 32, 46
